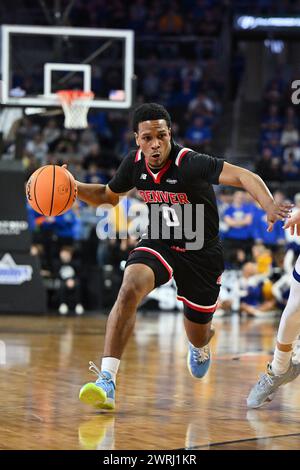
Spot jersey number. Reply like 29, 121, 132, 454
162, 206, 180, 227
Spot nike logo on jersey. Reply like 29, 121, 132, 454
166, 179, 178, 184
140, 173, 147, 180
138, 190, 190, 204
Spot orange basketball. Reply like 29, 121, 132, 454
26, 165, 77, 216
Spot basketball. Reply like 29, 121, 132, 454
26, 165, 77, 216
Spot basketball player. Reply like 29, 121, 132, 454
76, 103, 292, 410
247, 209, 300, 408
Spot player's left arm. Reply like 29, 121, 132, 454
219, 162, 293, 231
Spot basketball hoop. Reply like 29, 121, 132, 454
56, 90, 94, 129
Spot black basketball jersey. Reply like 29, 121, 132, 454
108, 142, 225, 249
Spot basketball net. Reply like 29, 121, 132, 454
56, 90, 94, 129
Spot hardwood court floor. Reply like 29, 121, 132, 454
0, 312, 299, 450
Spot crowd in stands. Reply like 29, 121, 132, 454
215, 187, 300, 318
225, 68, 300, 318
256, 77, 300, 184
1, 0, 227, 314
69, 0, 225, 37
1, 0, 300, 316
25, 177, 300, 317
3, 0, 300, 29
231, 0, 300, 15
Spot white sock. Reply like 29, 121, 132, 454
271, 347, 292, 375
101, 357, 120, 383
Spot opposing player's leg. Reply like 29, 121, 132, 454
247, 255, 300, 408
79, 243, 172, 410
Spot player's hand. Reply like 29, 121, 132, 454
61, 163, 78, 193
266, 201, 294, 232
283, 210, 300, 236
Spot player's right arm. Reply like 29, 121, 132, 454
76, 182, 122, 207
67, 152, 135, 208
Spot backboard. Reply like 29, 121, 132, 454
1, 25, 134, 109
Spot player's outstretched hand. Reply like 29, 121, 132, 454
283, 210, 300, 236
266, 201, 294, 232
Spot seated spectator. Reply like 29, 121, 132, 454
142, 72, 160, 101
106, 236, 138, 269
223, 190, 253, 242
128, 2, 147, 32
77, 127, 98, 157
264, 79, 284, 105
195, 8, 221, 36
222, 190, 254, 263
85, 163, 108, 185
239, 262, 278, 318
159, 79, 178, 109
251, 243, 273, 274
217, 187, 233, 239
30, 243, 51, 278
88, 111, 112, 139
180, 62, 203, 86
42, 119, 61, 148
188, 91, 217, 117
53, 130, 77, 155
261, 104, 282, 131
175, 78, 197, 108
54, 208, 82, 248
267, 157, 283, 182
256, 147, 273, 180
158, 8, 184, 34
82, 143, 107, 170
280, 123, 299, 147
282, 152, 300, 181
284, 106, 299, 128
184, 116, 212, 152
215, 269, 241, 317
30, 213, 57, 270
260, 129, 282, 149
19, 117, 40, 143
283, 141, 300, 163
54, 246, 84, 316
25, 133, 49, 166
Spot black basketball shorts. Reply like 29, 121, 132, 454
125, 239, 224, 324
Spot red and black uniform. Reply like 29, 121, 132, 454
108, 142, 225, 323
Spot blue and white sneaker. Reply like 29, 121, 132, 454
79, 362, 116, 410
187, 343, 211, 378
247, 361, 300, 409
